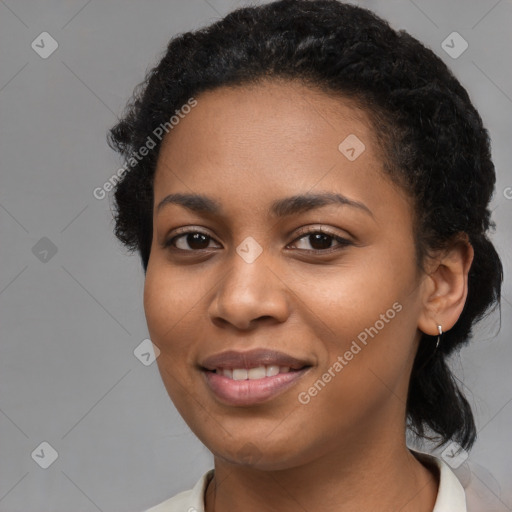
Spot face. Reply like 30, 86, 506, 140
144, 80, 428, 470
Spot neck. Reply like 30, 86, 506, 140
205, 439, 439, 512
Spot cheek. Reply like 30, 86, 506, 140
292, 247, 413, 339
143, 264, 199, 359
143, 266, 204, 417
292, 251, 419, 400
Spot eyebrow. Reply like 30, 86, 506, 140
156, 191, 373, 218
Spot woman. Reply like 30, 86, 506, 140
108, 1, 503, 510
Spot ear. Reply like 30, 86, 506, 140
417, 234, 474, 336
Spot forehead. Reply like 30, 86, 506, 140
155, 79, 381, 181
162, 80, 373, 141
152, 79, 410, 226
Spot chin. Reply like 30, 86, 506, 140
208, 438, 312, 471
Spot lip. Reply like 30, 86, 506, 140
200, 348, 311, 371
203, 367, 311, 406
200, 349, 313, 406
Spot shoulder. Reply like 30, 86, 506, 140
143, 469, 214, 512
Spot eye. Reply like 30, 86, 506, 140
163, 226, 352, 254
288, 227, 352, 253
164, 230, 220, 251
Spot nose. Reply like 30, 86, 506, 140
208, 250, 291, 330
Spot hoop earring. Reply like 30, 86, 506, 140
435, 325, 442, 351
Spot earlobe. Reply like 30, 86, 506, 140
417, 235, 474, 336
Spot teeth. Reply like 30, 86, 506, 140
232, 369, 248, 381
217, 365, 293, 380
266, 365, 280, 377
248, 366, 266, 379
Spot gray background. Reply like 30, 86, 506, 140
0, 0, 511, 510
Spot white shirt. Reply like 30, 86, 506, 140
143, 450, 467, 512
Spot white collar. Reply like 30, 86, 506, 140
412, 449, 467, 511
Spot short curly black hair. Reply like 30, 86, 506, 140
107, 0, 503, 452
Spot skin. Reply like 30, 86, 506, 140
144, 79, 474, 512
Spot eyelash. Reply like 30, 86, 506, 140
163, 226, 352, 255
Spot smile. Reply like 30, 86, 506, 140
202, 368, 311, 406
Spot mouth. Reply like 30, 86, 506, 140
199, 349, 313, 406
